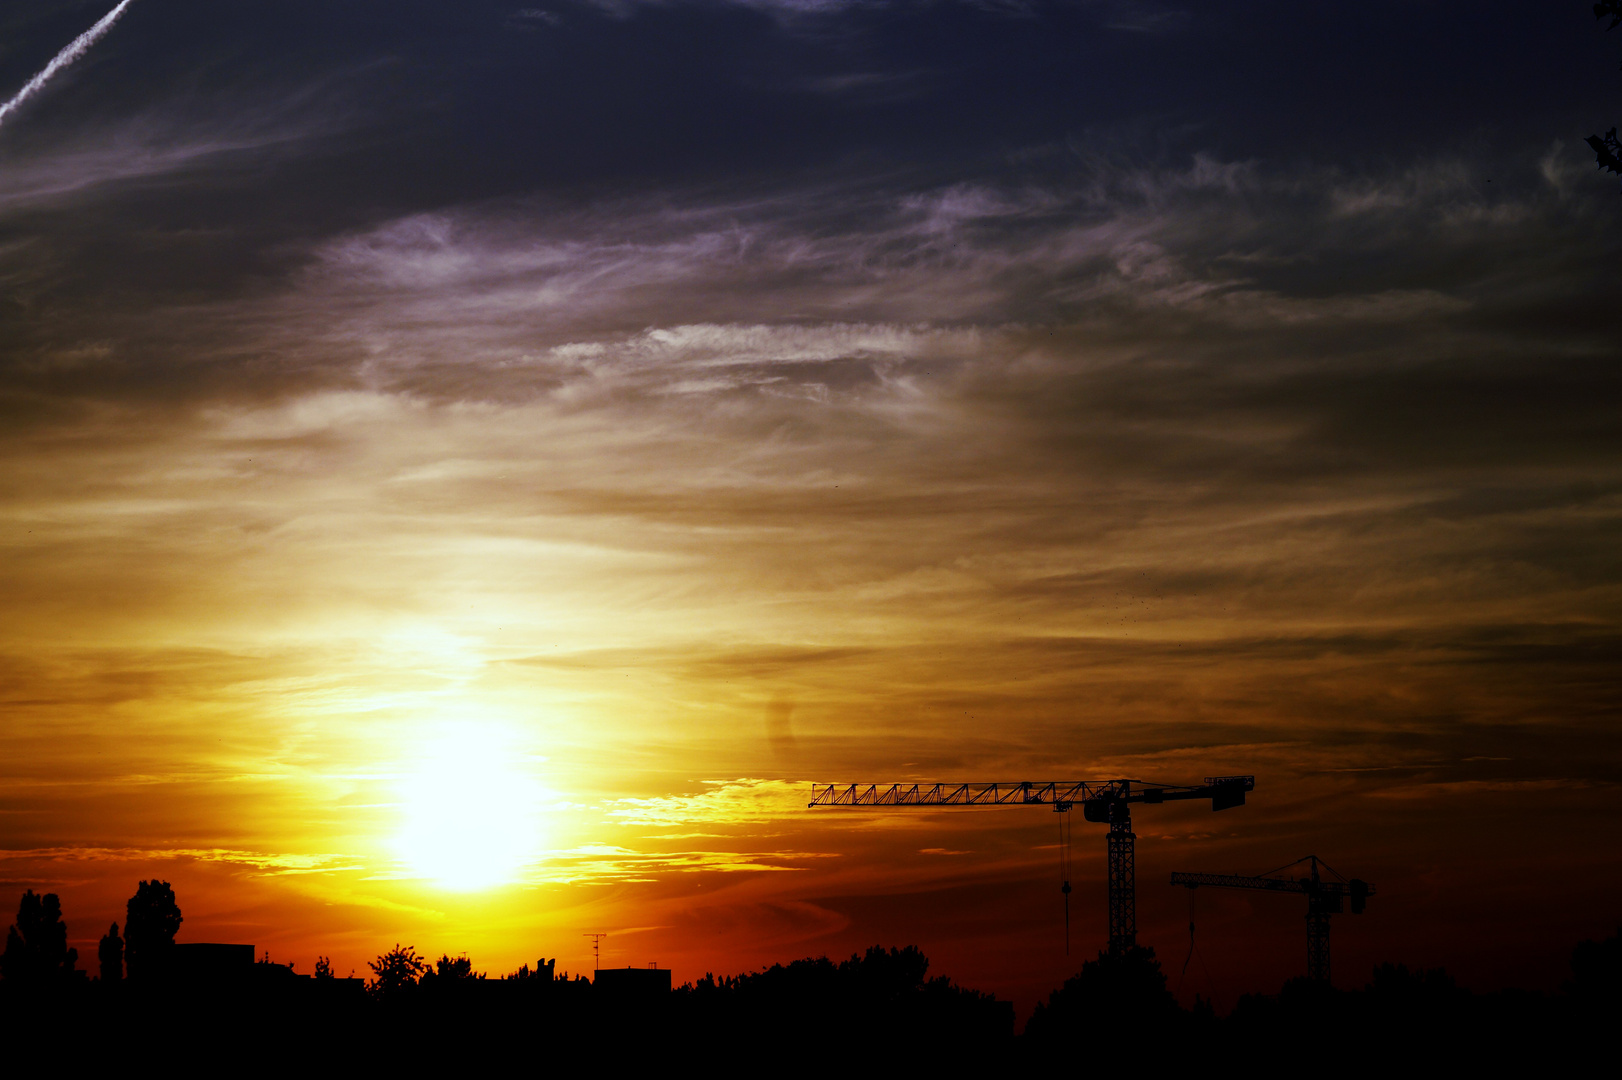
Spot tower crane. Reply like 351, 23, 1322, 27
809, 776, 1254, 955
1170, 855, 1374, 984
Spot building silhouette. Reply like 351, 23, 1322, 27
593, 964, 672, 997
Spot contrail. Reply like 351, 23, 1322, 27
0, 1, 137, 130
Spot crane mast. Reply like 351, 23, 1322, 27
810, 776, 1254, 955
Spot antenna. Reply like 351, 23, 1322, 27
584, 932, 607, 974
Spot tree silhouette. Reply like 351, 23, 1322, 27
417, 952, 486, 995
0, 890, 79, 984
97, 922, 123, 982
430, 954, 481, 980
1024, 945, 1181, 1051
1589, 1, 1622, 184
1360, 961, 1468, 1032
368, 944, 427, 999
123, 880, 182, 981
314, 955, 334, 980
673, 944, 1012, 1053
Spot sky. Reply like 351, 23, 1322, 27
1, 0, 1620, 1014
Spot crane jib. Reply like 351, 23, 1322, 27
805, 776, 1254, 810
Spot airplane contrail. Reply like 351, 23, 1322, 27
0, 1, 138, 131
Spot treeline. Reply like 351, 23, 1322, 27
674, 944, 1014, 1054
349, 941, 1015, 1059
1, 881, 179, 985
1, 884, 1615, 1064
1024, 938, 1619, 1062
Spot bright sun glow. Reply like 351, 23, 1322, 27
396, 724, 544, 891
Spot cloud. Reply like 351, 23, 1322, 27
520, 843, 838, 883
284, 150, 1602, 349
0, 846, 363, 876
6, 152, 1617, 656
1094, 1, 1189, 34
1365, 779, 1612, 801
0, 127, 311, 213
563, 0, 1189, 28
10, 136, 1613, 419
607, 780, 811, 825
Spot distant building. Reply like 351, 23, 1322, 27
593, 966, 671, 996
504, 957, 555, 982
158, 943, 363, 1002
166, 943, 254, 983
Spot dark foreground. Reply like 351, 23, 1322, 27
1, 935, 1616, 1067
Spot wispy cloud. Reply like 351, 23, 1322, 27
607, 780, 811, 824
0, 846, 363, 876
520, 843, 838, 883
0, 127, 305, 212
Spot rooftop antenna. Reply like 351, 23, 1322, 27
584, 932, 607, 974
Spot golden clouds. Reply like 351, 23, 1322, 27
606, 779, 809, 826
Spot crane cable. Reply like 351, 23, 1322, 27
1058, 810, 1072, 955
1178, 886, 1196, 990
1175, 885, 1223, 1010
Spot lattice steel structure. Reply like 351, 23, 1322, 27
1170, 855, 1374, 983
1307, 907, 1331, 983
1106, 802, 1135, 953
810, 776, 1254, 955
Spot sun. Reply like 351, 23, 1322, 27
395, 724, 543, 891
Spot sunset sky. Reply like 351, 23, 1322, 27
2, 0, 1620, 1014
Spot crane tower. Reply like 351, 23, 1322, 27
810, 776, 1254, 955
